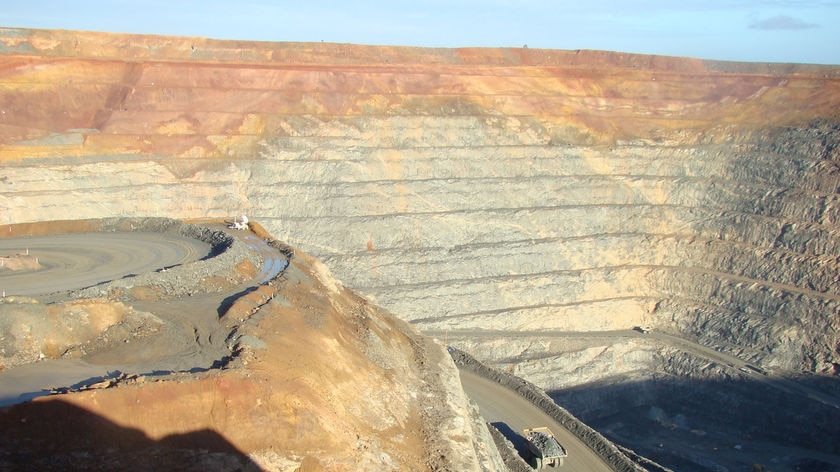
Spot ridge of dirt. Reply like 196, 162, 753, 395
0, 218, 503, 471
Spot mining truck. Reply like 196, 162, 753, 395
523, 426, 567, 468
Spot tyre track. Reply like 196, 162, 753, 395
0, 232, 211, 296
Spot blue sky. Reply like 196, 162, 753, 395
2, 1, 839, 65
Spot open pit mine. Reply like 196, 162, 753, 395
1, 27, 840, 471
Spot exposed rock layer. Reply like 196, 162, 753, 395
3, 27, 840, 373
3, 27, 840, 471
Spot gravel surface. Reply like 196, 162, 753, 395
69, 218, 263, 299
0, 217, 277, 403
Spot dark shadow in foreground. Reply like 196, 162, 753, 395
0, 398, 263, 471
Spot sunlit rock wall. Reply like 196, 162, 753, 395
2, 27, 840, 372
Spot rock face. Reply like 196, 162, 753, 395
3, 27, 840, 471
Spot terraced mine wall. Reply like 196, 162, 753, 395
3, 27, 840, 470
3, 28, 840, 375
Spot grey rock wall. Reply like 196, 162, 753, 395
3, 116, 840, 374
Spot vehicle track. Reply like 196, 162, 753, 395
0, 222, 288, 406
0, 232, 211, 296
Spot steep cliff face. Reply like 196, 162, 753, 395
3, 27, 839, 373
3, 27, 840, 470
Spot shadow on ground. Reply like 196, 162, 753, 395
491, 421, 528, 458
0, 399, 263, 471
549, 375, 840, 472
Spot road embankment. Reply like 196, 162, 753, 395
450, 347, 674, 472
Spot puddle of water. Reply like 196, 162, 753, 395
261, 258, 288, 283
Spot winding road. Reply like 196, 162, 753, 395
459, 369, 613, 471
0, 232, 211, 296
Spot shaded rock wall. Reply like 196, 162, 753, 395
2, 27, 840, 373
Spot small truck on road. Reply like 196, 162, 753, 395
523, 426, 567, 468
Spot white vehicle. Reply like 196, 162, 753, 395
228, 215, 249, 230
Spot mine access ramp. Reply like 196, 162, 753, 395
523, 426, 567, 468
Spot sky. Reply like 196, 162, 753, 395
2, 1, 839, 65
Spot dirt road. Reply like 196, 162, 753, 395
0, 222, 288, 406
459, 369, 613, 471
432, 328, 840, 412
0, 232, 211, 296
